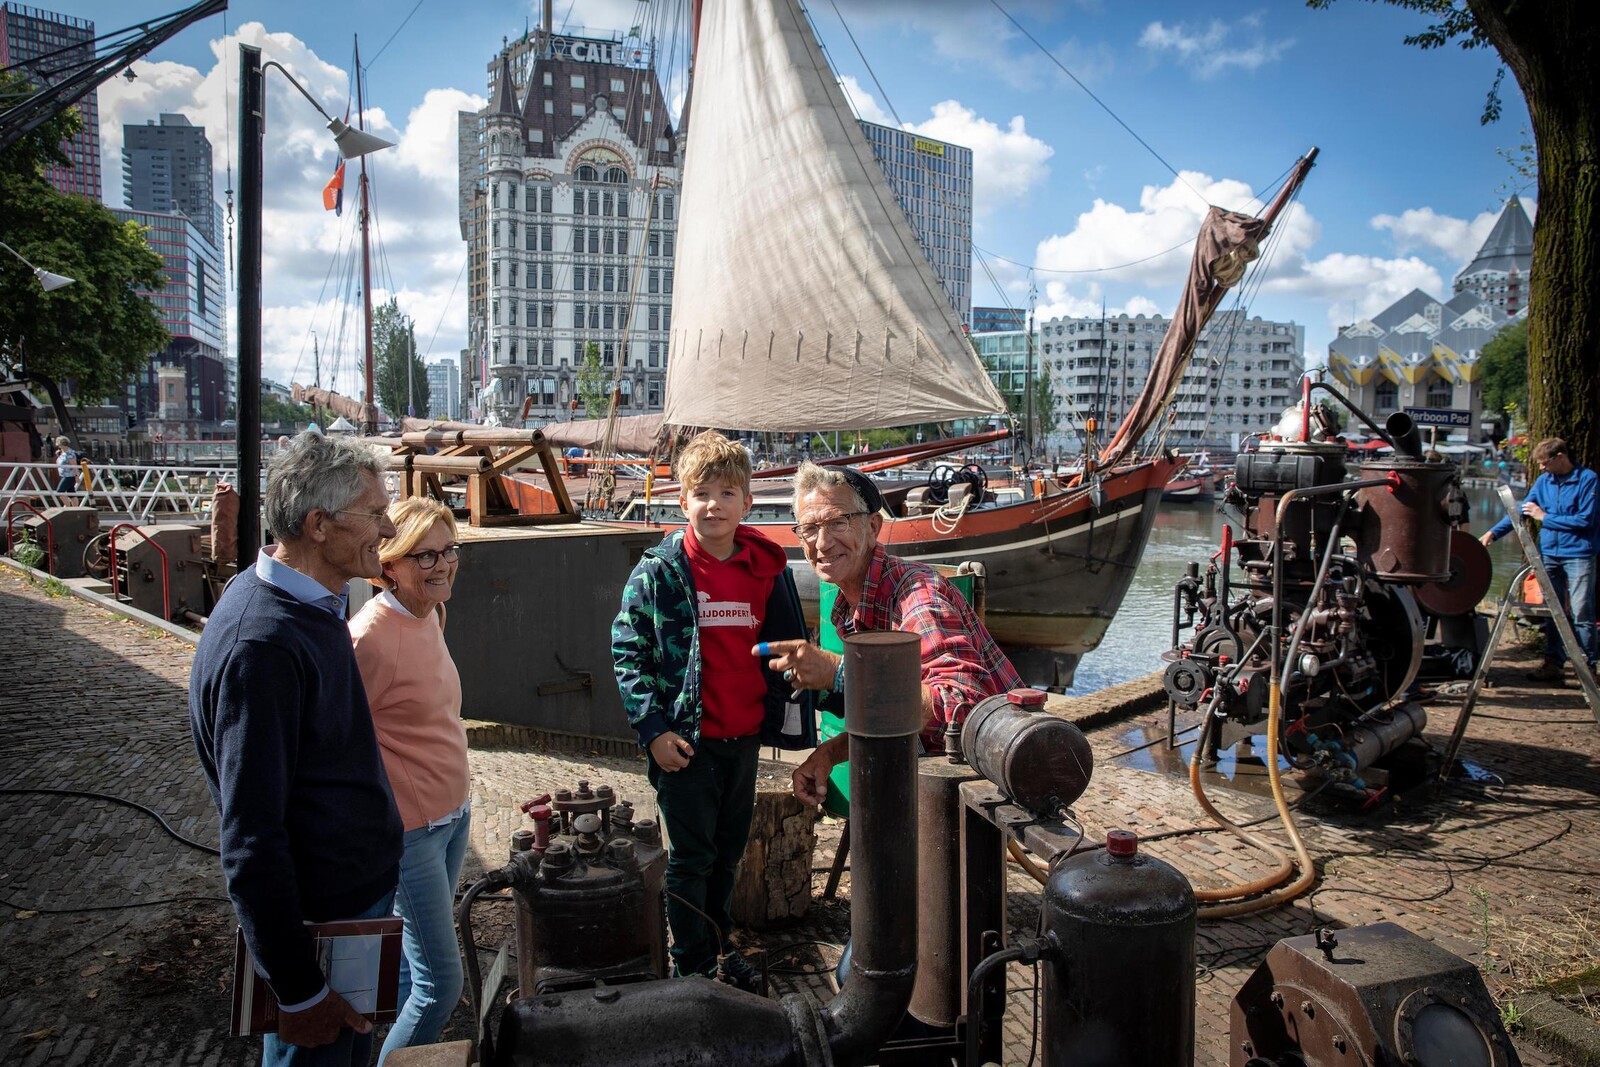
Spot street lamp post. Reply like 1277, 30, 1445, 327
0, 240, 75, 292
235, 43, 393, 568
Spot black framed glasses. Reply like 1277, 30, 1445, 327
404, 544, 460, 570
791, 512, 867, 542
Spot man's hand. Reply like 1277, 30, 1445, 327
790, 736, 846, 805
757, 639, 841, 691
1480, 531, 1496, 547
277, 989, 369, 1048
649, 731, 694, 771
791, 749, 833, 805
1522, 501, 1547, 522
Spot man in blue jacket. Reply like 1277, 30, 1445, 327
190, 432, 404, 1065
1482, 437, 1600, 681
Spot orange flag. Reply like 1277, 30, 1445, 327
322, 161, 345, 214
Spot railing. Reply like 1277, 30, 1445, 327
0, 461, 258, 524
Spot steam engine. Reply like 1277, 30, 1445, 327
1163, 408, 1466, 791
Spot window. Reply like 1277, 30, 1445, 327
542, 303, 554, 328
577, 163, 598, 182
648, 342, 661, 367
610, 78, 625, 93
571, 75, 585, 89
544, 100, 553, 114
572, 103, 586, 117
605, 166, 627, 184
543, 72, 553, 87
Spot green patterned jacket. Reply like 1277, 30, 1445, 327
611, 528, 815, 751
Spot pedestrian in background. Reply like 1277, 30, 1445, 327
52, 436, 77, 493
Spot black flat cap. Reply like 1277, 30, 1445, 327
839, 467, 885, 515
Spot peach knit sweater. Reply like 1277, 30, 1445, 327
350, 594, 469, 831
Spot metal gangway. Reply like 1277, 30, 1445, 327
0, 461, 249, 524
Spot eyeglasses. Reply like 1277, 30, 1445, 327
404, 544, 460, 570
332, 508, 390, 525
791, 512, 867, 542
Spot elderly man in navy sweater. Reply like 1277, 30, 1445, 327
190, 432, 403, 1065
1482, 436, 1600, 682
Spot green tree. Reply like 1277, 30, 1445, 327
0, 72, 168, 404
1309, 0, 1598, 468
1477, 317, 1528, 428
372, 297, 429, 420
576, 341, 610, 419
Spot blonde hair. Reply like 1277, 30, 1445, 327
376, 497, 457, 586
676, 430, 752, 494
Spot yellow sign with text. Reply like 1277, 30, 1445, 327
914, 138, 945, 156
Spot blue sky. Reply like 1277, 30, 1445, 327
61, 0, 1530, 394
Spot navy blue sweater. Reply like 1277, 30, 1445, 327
189, 568, 402, 1005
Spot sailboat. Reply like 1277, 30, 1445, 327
499, 0, 1315, 688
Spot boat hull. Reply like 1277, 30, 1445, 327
512, 456, 1179, 689
1161, 470, 1215, 502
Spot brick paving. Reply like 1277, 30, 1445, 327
2, 564, 1591, 1064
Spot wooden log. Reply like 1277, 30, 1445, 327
731, 787, 817, 927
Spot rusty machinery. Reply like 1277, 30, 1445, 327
1162, 388, 1480, 799
109, 523, 206, 622
10, 505, 99, 578
1230, 923, 1519, 1067
446, 633, 1514, 1067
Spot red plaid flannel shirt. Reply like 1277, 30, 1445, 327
831, 545, 1023, 750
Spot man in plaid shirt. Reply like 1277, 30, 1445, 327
761, 464, 1022, 806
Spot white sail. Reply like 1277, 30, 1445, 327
662, 0, 1008, 432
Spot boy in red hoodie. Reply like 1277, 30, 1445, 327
611, 431, 813, 993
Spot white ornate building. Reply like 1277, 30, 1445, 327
458, 32, 680, 422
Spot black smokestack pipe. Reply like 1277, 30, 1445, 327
490, 632, 924, 1067
1385, 410, 1424, 460
822, 632, 923, 1063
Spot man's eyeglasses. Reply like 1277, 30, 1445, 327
332, 508, 390, 525
791, 512, 867, 542
404, 544, 460, 570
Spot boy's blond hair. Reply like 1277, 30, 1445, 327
676, 430, 753, 495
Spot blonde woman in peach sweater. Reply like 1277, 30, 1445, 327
350, 497, 469, 1063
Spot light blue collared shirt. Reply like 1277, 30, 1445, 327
256, 545, 349, 618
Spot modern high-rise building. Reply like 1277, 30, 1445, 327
859, 120, 973, 328
123, 113, 218, 247
457, 31, 680, 423
427, 358, 461, 421
971, 306, 1027, 335
983, 310, 1305, 453
111, 208, 228, 430
0, 3, 102, 199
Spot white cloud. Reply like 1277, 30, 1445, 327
1138, 17, 1294, 79
839, 75, 894, 125
98, 24, 483, 396
1370, 206, 1500, 266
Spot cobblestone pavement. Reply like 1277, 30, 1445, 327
2, 565, 1590, 1064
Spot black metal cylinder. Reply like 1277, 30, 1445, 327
1041, 831, 1196, 1067
908, 757, 982, 1027
824, 631, 922, 1065
961, 690, 1094, 816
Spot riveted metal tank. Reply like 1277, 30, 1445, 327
1041, 830, 1196, 1067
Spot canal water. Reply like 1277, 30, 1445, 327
1063, 484, 1529, 694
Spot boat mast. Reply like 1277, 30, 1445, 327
356, 36, 376, 435
1024, 272, 1036, 462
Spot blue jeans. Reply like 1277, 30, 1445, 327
1542, 555, 1598, 666
262, 889, 397, 1067
378, 808, 472, 1064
